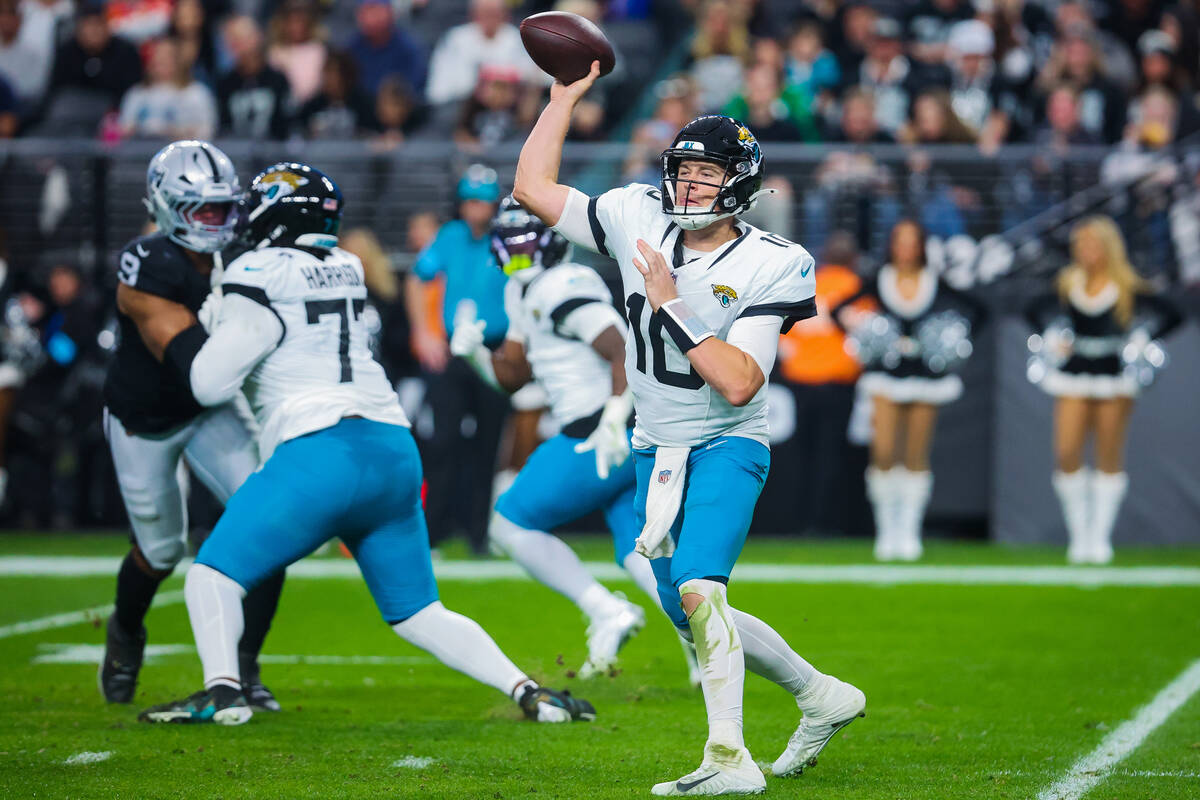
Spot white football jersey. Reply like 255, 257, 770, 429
555, 183, 817, 448
220, 246, 409, 458
503, 263, 625, 428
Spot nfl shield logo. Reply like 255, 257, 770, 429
657, 469, 672, 484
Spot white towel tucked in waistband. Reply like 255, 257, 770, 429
634, 446, 690, 560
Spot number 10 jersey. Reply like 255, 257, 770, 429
220, 245, 409, 459
555, 183, 817, 449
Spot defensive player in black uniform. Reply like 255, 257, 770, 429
1023, 215, 1183, 563
100, 140, 285, 709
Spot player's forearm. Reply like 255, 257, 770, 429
686, 339, 764, 408
513, 99, 572, 225
491, 354, 530, 393
185, 297, 280, 406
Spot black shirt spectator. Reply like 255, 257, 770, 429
905, 0, 976, 65
45, 7, 142, 107
1035, 25, 1128, 143
296, 50, 376, 139
823, 87, 896, 143
217, 15, 290, 139
850, 17, 949, 138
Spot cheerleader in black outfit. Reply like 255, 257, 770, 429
834, 220, 984, 561
1023, 216, 1182, 564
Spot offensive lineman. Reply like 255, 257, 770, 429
450, 197, 699, 682
100, 141, 283, 709
138, 162, 594, 727
514, 64, 867, 795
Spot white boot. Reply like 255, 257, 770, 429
866, 467, 902, 560
1088, 471, 1127, 565
892, 469, 931, 561
1053, 469, 1092, 564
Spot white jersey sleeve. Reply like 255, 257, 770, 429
517, 264, 622, 428
220, 246, 409, 460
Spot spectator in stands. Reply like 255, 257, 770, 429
622, 75, 697, 183
771, 231, 870, 538
853, 16, 944, 138
904, 0, 975, 66
405, 165, 510, 557
268, 0, 327, 106
44, 4, 142, 116
1103, 85, 1183, 279
425, 0, 538, 107
0, 72, 16, 137
105, 0, 171, 46
1051, 1, 1138, 93
1159, 4, 1199, 90
295, 49, 376, 139
347, 0, 426, 99
943, 19, 1024, 151
167, 0, 216, 84
1035, 23, 1128, 144
217, 15, 291, 140
15, 0, 73, 105
829, 0, 875, 79
1137, 28, 1200, 136
1100, 0, 1167, 66
722, 61, 816, 142
372, 75, 421, 147
981, 0, 1054, 97
686, 0, 750, 112
453, 64, 535, 151
824, 87, 894, 143
1034, 84, 1102, 151
784, 19, 840, 115
901, 89, 977, 144
0, 0, 52, 111
117, 36, 217, 140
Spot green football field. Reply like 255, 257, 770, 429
1, 533, 1199, 799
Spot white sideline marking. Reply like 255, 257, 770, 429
391, 756, 436, 769
31, 643, 433, 667
3, 556, 1200, 587
1036, 659, 1200, 800
63, 751, 113, 765
0, 590, 185, 640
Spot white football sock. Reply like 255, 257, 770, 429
1090, 471, 1127, 563
622, 552, 663, 610
731, 608, 818, 699
392, 601, 528, 697
185, 563, 246, 691
490, 512, 619, 621
1053, 469, 1092, 563
683, 579, 745, 750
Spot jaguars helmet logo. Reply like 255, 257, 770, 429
259, 170, 309, 200
736, 125, 761, 162
711, 284, 738, 308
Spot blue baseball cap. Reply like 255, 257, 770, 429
457, 164, 500, 203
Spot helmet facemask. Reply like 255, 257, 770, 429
143, 141, 242, 254
659, 116, 770, 231
490, 201, 569, 285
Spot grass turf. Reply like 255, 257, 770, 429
1, 534, 1198, 799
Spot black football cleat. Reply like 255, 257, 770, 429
239, 656, 281, 712
518, 684, 596, 722
138, 684, 252, 725
98, 615, 146, 704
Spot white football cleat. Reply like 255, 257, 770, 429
579, 597, 644, 678
652, 743, 765, 796
772, 674, 866, 777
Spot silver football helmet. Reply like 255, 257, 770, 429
143, 140, 242, 253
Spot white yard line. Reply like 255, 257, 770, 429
0, 589, 185, 640
29, 642, 434, 667
1036, 659, 1200, 800
62, 751, 113, 765
2, 556, 1200, 587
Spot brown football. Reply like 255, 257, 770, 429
519, 12, 615, 85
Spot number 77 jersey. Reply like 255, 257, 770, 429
220, 245, 409, 459
554, 183, 817, 449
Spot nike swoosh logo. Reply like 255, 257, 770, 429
800, 264, 812, 278
676, 773, 720, 792
242, 266, 264, 271
705, 440, 726, 450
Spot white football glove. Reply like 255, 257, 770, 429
197, 291, 221, 333
449, 318, 487, 358
574, 391, 633, 480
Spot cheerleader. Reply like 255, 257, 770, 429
1023, 216, 1182, 564
834, 220, 983, 561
